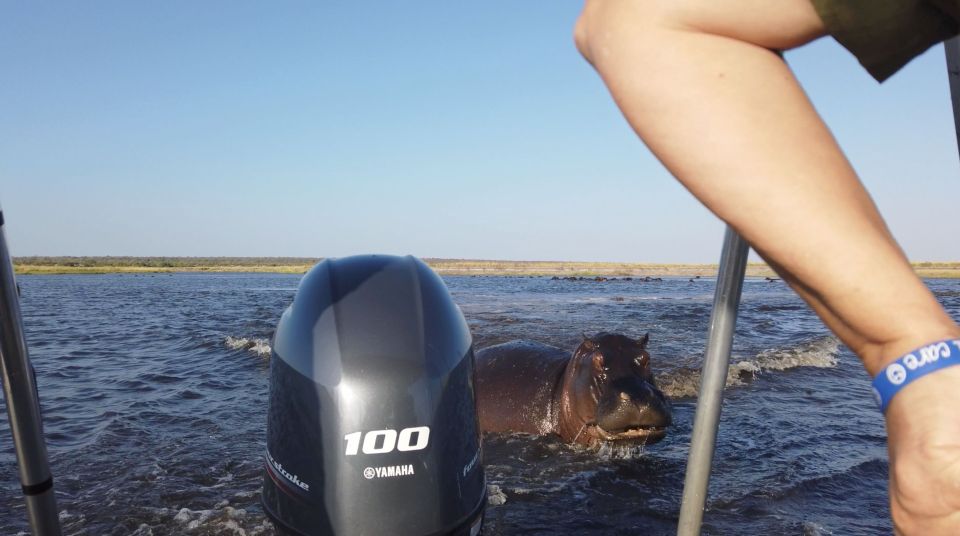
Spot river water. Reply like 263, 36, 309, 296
4, 272, 958, 535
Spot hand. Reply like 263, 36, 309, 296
885, 366, 960, 535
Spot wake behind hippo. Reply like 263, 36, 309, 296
475, 332, 672, 447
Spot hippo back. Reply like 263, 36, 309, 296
475, 341, 570, 436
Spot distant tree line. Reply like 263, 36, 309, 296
13, 256, 322, 267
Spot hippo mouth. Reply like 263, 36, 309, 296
593, 423, 668, 444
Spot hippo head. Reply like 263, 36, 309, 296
558, 332, 672, 447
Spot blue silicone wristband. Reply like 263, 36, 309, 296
872, 338, 960, 413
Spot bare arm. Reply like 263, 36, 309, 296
573, 1, 960, 533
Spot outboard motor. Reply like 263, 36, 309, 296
262, 255, 485, 536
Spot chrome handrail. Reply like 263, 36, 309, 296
676, 227, 749, 536
0, 207, 62, 535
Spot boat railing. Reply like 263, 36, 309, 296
0, 206, 62, 536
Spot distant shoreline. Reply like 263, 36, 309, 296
12, 256, 960, 278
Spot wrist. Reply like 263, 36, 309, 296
872, 338, 960, 413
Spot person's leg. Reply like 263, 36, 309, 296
573, 1, 960, 533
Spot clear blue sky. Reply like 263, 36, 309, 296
2, 2, 958, 263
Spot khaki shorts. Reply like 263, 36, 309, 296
810, 0, 959, 81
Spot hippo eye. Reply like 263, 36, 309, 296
634, 355, 649, 369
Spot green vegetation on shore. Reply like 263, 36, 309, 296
13, 257, 315, 275
12, 256, 960, 278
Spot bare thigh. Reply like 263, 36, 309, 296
577, 0, 828, 52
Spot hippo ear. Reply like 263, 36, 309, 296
639, 333, 650, 348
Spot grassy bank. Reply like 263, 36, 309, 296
13, 264, 314, 275
13, 256, 315, 275
12, 257, 960, 278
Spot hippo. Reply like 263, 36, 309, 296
474, 332, 672, 447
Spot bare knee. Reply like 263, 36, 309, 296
572, 3, 596, 62
574, 0, 678, 67
575, 0, 637, 64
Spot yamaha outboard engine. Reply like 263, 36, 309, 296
262, 255, 485, 535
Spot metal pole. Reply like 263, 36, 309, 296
0, 207, 62, 535
676, 226, 749, 536
944, 37, 960, 157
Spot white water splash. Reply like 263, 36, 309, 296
224, 336, 271, 357
802, 521, 834, 535
487, 484, 508, 506
172, 503, 273, 535
753, 336, 840, 371
595, 441, 647, 460
659, 336, 840, 398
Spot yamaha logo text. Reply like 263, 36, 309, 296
363, 464, 416, 480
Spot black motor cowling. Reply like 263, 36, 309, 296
262, 255, 485, 535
